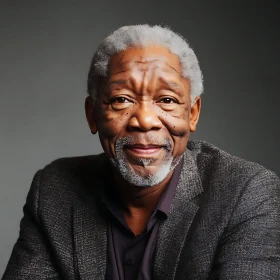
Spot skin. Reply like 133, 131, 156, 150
85, 46, 201, 235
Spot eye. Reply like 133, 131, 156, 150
110, 97, 131, 103
109, 96, 134, 110
159, 97, 178, 104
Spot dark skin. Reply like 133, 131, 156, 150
85, 46, 201, 235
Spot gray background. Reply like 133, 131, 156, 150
0, 0, 279, 274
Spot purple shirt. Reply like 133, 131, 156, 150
100, 159, 183, 280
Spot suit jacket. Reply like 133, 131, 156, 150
3, 140, 280, 280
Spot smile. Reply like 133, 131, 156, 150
124, 144, 163, 157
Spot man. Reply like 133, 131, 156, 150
3, 25, 280, 280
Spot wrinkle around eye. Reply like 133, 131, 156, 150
106, 96, 135, 110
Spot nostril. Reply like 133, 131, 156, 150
127, 115, 162, 132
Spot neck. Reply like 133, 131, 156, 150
111, 167, 174, 216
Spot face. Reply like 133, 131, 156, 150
86, 46, 201, 187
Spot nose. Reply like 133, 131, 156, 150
127, 102, 163, 132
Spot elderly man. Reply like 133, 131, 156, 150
3, 25, 280, 280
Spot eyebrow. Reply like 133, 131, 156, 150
158, 79, 182, 93
107, 79, 129, 88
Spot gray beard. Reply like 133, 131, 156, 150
109, 135, 181, 187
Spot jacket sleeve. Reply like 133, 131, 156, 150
2, 170, 60, 280
211, 169, 280, 280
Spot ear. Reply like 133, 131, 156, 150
85, 96, 98, 134
189, 96, 201, 132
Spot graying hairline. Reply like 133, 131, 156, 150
88, 25, 203, 106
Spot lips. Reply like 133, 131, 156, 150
125, 144, 163, 156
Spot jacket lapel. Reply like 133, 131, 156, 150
72, 157, 109, 280
153, 149, 203, 280
73, 196, 107, 280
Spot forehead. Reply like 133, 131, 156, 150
108, 46, 183, 77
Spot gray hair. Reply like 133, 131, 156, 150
87, 24, 203, 105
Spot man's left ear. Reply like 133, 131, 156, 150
189, 96, 201, 132
85, 96, 98, 134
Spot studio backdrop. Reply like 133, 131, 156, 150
0, 0, 279, 275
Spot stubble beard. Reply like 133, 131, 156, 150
109, 135, 182, 187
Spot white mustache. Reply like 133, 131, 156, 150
115, 135, 172, 152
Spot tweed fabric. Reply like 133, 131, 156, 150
2, 140, 280, 279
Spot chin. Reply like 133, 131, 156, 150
110, 155, 181, 188
109, 135, 181, 187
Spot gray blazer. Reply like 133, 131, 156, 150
3, 140, 280, 279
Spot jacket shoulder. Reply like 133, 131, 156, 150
42, 153, 108, 179
34, 153, 109, 204
45, 153, 107, 172
187, 140, 278, 186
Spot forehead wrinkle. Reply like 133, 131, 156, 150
114, 57, 181, 74
130, 65, 165, 96
128, 71, 148, 95
158, 78, 183, 93
107, 73, 143, 94
108, 69, 184, 97
139, 69, 151, 95
108, 79, 128, 88
107, 69, 153, 96
134, 59, 181, 76
108, 58, 185, 96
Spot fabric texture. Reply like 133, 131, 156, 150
2, 140, 280, 280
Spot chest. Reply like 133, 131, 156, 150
124, 214, 150, 236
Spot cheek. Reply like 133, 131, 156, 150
158, 108, 190, 156
158, 107, 190, 137
96, 105, 132, 138
172, 132, 190, 156
96, 111, 128, 157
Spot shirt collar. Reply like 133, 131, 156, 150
100, 158, 183, 217
155, 158, 183, 217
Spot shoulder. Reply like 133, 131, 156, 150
30, 153, 109, 207
186, 139, 279, 193
44, 153, 107, 173
185, 141, 280, 240
43, 153, 107, 176
39, 153, 107, 184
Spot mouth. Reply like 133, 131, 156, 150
124, 144, 164, 157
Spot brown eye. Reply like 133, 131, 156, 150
159, 98, 178, 104
109, 96, 133, 110
111, 97, 130, 103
